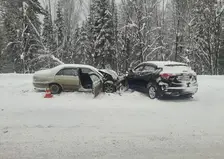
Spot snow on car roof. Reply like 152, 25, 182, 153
51, 64, 103, 76
54, 64, 98, 71
142, 61, 187, 67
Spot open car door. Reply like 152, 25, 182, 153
89, 73, 103, 98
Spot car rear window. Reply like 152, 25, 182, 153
161, 65, 191, 74
142, 65, 156, 72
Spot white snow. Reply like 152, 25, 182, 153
144, 46, 165, 59
20, 53, 24, 60
121, 21, 138, 30
143, 61, 188, 68
160, 65, 196, 75
1, 74, 224, 159
54, 64, 100, 73
50, 55, 64, 64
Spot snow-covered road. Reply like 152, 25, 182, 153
0, 74, 224, 159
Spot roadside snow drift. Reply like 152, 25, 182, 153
0, 74, 224, 159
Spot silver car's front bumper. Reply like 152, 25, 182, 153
33, 82, 49, 90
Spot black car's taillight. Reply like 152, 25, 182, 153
160, 73, 173, 80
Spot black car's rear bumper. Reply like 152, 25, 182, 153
163, 86, 198, 96
159, 81, 198, 96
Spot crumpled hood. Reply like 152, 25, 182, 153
99, 69, 119, 80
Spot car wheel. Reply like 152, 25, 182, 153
104, 83, 116, 93
148, 84, 158, 99
49, 84, 62, 94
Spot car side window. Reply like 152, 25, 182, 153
134, 65, 144, 72
56, 70, 64, 76
142, 65, 156, 72
81, 68, 92, 74
56, 68, 78, 76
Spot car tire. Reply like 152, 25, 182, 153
147, 83, 160, 99
103, 82, 116, 93
49, 83, 62, 94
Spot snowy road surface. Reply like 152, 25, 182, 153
0, 74, 224, 159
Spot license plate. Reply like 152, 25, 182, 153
177, 75, 190, 81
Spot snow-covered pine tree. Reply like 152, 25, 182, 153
136, 0, 146, 62
214, 0, 224, 74
78, 23, 89, 64
118, 0, 151, 71
93, 0, 115, 69
0, 26, 5, 72
1, 0, 47, 73
21, 0, 45, 73
0, 2, 6, 71
111, 0, 119, 72
54, 0, 65, 58
117, 0, 133, 72
118, 0, 163, 72
192, 0, 223, 74
219, 2, 224, 74
1, 0, 23, 73
172, 0, 186, 62
70, 26, 81, 64
0, 27, 3, 53
85, 2, 96, 65
42, 6, 54, 52
220, 31, 224, 73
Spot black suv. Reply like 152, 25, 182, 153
124, 61, 198, 99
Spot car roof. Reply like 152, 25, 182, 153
54, 64, 98, 70
51, 64, 103, 76
141, 61, 187, 68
